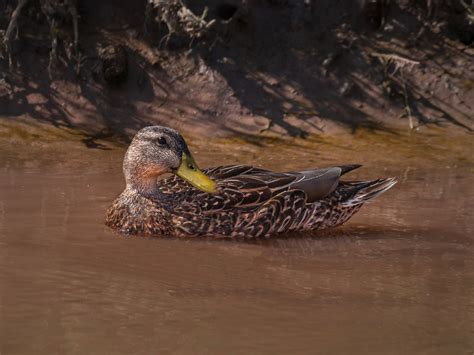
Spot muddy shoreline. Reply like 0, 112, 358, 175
1, 116, 472, 172
1, 0, 473, 141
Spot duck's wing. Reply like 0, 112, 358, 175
159, 164, 361, 213
158, 165, 268, 195
159, 165, 276, 212
283, 164, 361, 202
227, 164, 361, 203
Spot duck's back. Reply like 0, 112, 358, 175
159, 164, 396, 238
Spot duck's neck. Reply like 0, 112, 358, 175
125, 173, 163, 199
127, 178, 162, 199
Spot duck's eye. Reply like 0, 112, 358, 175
157, 137, 168, 146
188, 163, 196, 170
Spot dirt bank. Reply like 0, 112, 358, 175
0, 0, 473, 145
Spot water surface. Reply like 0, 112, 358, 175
0, 134, 473, 354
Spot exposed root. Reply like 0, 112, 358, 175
41, 0, 80, 77
461, 0, 474, 21
372, 52, 420, 129
147, 0, 215, 48
2, 0, 80, 74
3, 0, 29, 67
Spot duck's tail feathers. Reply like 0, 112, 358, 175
339, 164, 362, 176
341, 177, 397, 206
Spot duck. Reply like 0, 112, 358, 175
105, 126, 397, 238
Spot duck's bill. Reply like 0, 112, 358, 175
176, 152, 217, 194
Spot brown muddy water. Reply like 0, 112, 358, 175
0, 131, 473, 355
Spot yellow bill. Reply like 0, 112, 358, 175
176, 152, 217, 193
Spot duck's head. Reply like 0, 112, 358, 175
123, 126, 216, 195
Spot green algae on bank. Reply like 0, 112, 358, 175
0, 117, 472, 172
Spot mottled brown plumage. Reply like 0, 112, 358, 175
105, 126, 397, 238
